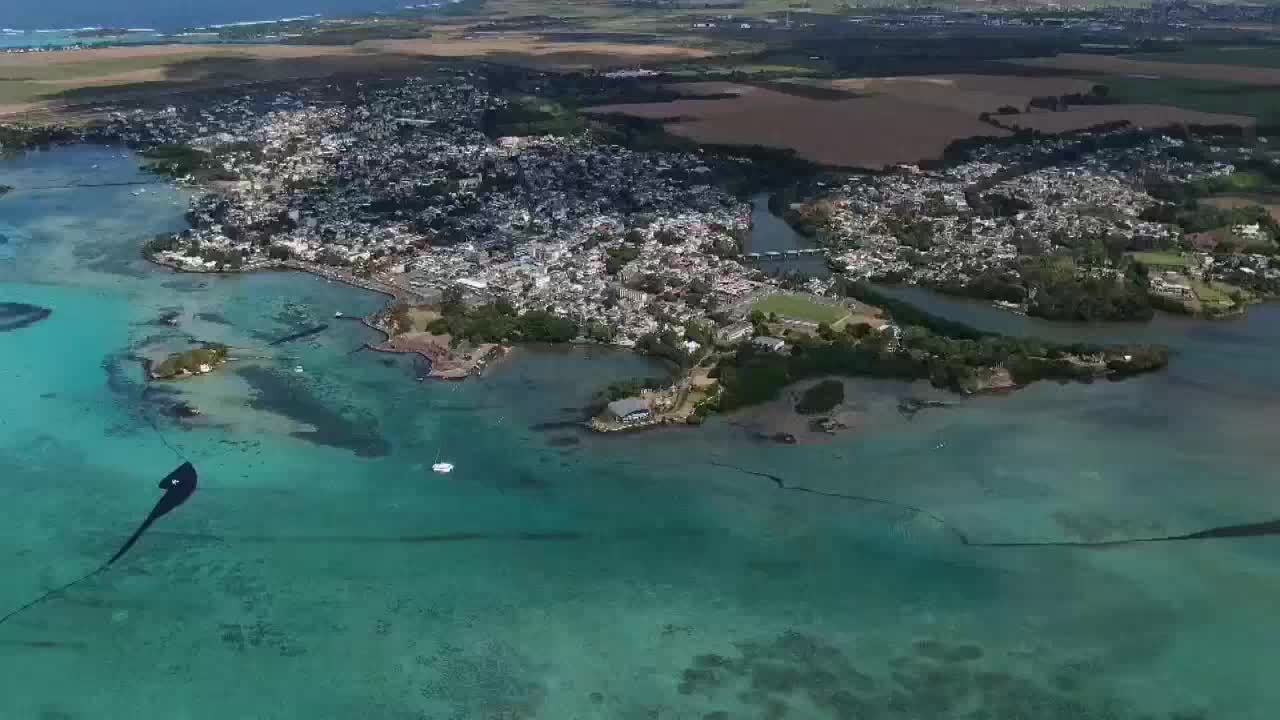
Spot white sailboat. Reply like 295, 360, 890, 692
431, 448, 454, 474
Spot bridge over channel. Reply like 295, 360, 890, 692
742, 248, 825, 263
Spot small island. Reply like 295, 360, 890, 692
147, 344, 230, 380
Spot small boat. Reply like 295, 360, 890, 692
294, 365, 304, 374
431, 462, 454, 474
334, 311, 344, 318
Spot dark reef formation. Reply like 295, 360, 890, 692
0, 302, 52, 332
677, 630, 1206, 720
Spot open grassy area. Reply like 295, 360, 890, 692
1202, 194, 1280, 223
665, 64, 822, 80
1099, 75, 1280, 123
1130, 251, 1189, 269
1134, 46, 1280, 69
1191, 279, 1234, 306
1195, 172, 1273, 194
753, 293, 849, 324
407, 306, 443, 333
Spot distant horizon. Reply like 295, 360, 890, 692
0, 0, 409, 32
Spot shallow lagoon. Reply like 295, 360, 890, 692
2, 146, 1279, 719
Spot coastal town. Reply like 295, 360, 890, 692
799, 130, 1280, 320
9, 4, 1280, 718
7, 68, 1273, 426
68, 68, 1277, 336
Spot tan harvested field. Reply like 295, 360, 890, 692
0, 44, 414, 118
0, 35, 714, 120
363, 35, 713, 69
1011, 53, 1280, 86
586, 83, 1011, 169
825, 74, 1098, 114
999, 104, 1254, 133
1203, 195, 1280, 222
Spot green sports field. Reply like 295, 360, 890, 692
752, 293, 849, 324
1130, 251, 1189, 269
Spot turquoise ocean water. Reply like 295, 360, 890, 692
2, 146, 1279, 719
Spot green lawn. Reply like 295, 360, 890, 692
1191, 280, 1233, 305
753, 293, 849, 324
1130, 251, 1189, 269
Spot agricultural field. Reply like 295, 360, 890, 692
1132, 46, 1280, 69
1093, 76, 1280, 124
1011, 53, 1280, 86
363, 36, 714, 69
585, 71, 1257, 168
0, 30, 718, 119
0, 44, 413, 118
753, 293, 850, 325
823, 74, 1097, 114
1009, 54, 1280, 124
585, 83, 1009, 169
1203, 195, 1280, 223
999, 104, 1254, 133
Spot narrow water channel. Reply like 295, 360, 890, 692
744, 192, 829, 277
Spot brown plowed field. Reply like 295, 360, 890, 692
826, 74, 1097, 114
586, 84, 1010, 169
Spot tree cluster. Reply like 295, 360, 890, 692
636, 330, 692, 368
426, 302, 578, 345
714, 292, 1168, 411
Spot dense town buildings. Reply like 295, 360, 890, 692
17, 70, 1268, 335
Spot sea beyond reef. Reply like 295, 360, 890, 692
3, 145, 1280, 718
